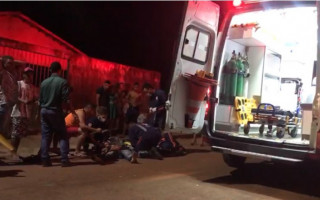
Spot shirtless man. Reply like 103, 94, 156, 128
126, 82, 141, 124
64, 104, 100, 156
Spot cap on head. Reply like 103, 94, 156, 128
24, 67, 34, 73
50, 62, 62, 73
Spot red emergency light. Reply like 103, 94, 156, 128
233, 0, 242, 7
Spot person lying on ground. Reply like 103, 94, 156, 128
21, 108, 135, 165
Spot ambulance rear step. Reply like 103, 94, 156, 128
212, 145, 303, 163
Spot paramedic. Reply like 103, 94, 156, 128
128, 114, 162, 160
149, 85, 166, 129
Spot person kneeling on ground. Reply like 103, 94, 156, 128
64, 103, 100, 157
86, 106, 122, 162
128, 113, 163, 160
87, 107, 138, 164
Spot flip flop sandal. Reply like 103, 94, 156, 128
73, 152, 87, 157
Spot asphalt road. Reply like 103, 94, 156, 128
0, 136, 320, 200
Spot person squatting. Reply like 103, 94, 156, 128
0, 55, 186, 167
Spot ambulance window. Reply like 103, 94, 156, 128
182, 28, 198, 58
182, 26, 210, 64
194, 32, 209, 62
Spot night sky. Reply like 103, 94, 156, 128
0, 1, 189, 90
0, 1, 232, 91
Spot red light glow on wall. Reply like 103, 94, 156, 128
69, 56, 161, 106
0, 12, 161, 107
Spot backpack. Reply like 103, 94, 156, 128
156, 132, 187, 156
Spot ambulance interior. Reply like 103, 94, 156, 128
215, 7, 317, 146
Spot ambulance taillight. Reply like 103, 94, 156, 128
205, 88, 211, 119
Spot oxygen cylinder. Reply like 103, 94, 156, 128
219, 64, 228, 104
236, 53, 245, 96
242, 55, 250, 97
226, 50, 238, 104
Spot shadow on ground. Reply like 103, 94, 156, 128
186, 148, 211, 154
0, 169, 24, 178
204, 162, 320, 198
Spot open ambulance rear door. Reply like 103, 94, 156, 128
166, 1, 219, 133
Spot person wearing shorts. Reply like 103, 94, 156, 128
64, 104, 100, 156
10, 67, 38, 153
125, 82, 141, 125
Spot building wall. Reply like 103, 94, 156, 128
0, 13, 161, 108
69, 55, 161, 107
0, 46, 68, 69
0, 14, 72, 54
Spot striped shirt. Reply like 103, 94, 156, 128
0, 70, 18, 106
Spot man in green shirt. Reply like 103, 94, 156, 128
39, 62, 76, 167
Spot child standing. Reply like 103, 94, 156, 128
11, 67, 38, 153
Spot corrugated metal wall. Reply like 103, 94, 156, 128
0, 13, 162, 108
0, 46, 68, 69
0, 46, 161, 108
0, 46, 68, 87
69, 56, 161, 107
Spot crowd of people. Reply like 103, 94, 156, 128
0, 55, 185, 167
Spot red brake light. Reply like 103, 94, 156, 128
205, 87, 211, 119
205, 102, 209, 117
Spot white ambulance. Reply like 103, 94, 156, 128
166, 0, 320, 167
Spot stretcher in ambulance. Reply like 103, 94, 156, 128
166, 0, 320, 167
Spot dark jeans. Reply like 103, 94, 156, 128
0, 104, 13, 138
126, 105, 139, 123
0, 104, 6, 132
134, 130, 161, 152
148, 110, 165, 129
40, 108, 69, 162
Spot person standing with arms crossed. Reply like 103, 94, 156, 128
96, 80, 111, 108
0, 56, 18, 139
39, 62, 76, 167
0, 55, 20, 162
